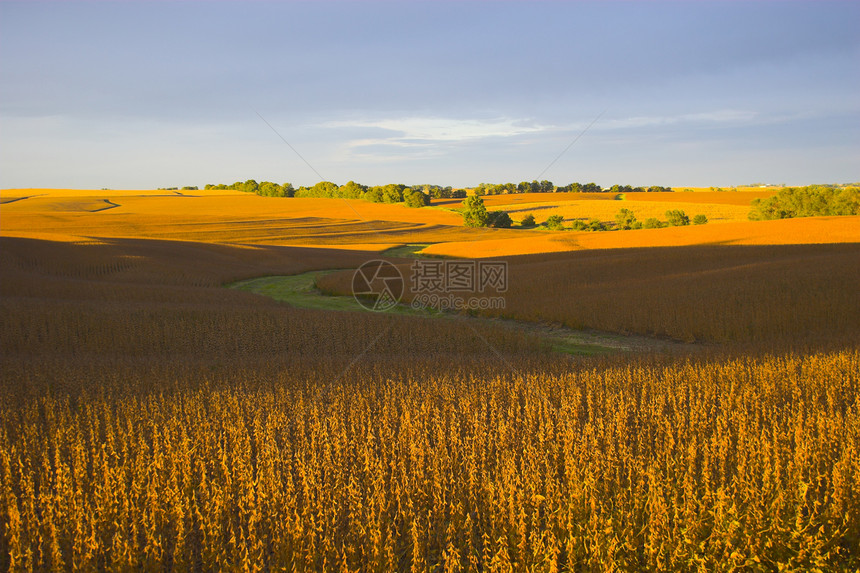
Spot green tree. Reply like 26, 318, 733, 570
313, 181, 339, 198
382, 184, 407, 204
749, 185, 860, 220
615, 208, 638, 230
404, 190, 430, 208
488, 211, 513, 228
426, 185, 453, 199
544, 214, 565, 230
258, 181, 281, 197
295, 181, 339, 198
643, 217, 663, 229
339, 181, 367, 199
665, 210, 690, 226
363, 187, 384, 203
520, 213, 536, 227
462, 195, 490, 227
693, 214, 708, 225
558, 182, 583, 193
587, 218, 606, 231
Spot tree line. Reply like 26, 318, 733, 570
201, 179, 674, 206
203, 180, 468, 208
749, 185, 860, 220
474, 181, 673, 195
462, 195, 707, 231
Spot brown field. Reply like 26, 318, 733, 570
2, 188, 859, 570
320, 241, 860, 346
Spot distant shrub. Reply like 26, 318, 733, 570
615, 208, 638, 230
587, 218, 607, 231
544, 214, 565, 230
665, 210, 690, 226
488, 211, 513, 228
520, 214, 536, 227
643, 218, 663, 229
693, 214, 708, 225
749, 185, 860, 220
570, 220, 589, 231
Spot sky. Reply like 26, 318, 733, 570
1, 0, 858, 190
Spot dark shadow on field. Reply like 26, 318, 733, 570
320, 241, 860, 352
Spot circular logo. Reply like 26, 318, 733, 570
352, 260, 404, 312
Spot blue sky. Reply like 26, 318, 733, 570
1, 1, 857, 189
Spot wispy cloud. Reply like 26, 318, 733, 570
595, 109, 759, 130
598, 110, 759, 131
321, 116, 547, 143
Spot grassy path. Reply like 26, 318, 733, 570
228, 271, 692, 356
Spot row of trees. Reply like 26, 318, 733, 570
202, 179, 675, 202
616, 208, 707, 229
202, 180, 464, 208
461, 196, 707, 231
474, 181, 673, 195
749, 185, 860, 220
541, 209, 706, 231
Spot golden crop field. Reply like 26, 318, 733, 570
421, 215, 860, 258
4, 346, 858, 571
0, 189, 538, 249
2, 188, 860, 570
435, 190, 773, 212
487, 195, 764, 226
618, 191, 776, 206
433, 192, 622, 209
5, 188, 849, 261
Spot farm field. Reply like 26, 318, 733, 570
501, 198, 750, 225
319, 241, 860, 346
421, 215, 860, 258
474, 191, 775, 226
0, 189, 542, 249
2, 188, 859, 570
4, 188, 859, 260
